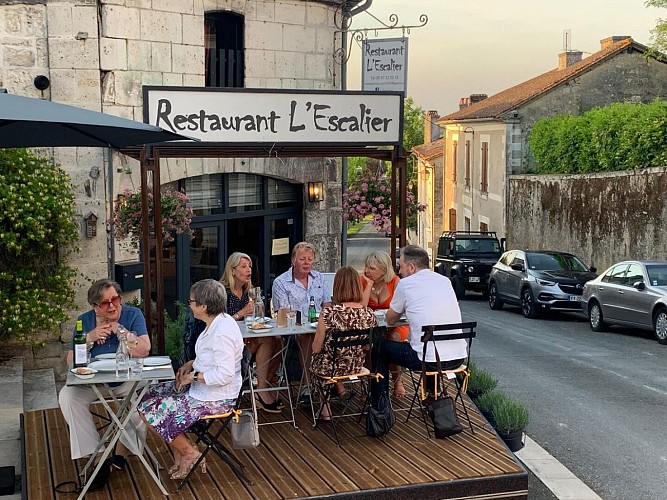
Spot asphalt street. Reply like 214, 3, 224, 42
459, 294, 667, 500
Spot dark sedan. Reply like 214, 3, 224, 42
488, 250, 597, 318
582, 260, 667, 344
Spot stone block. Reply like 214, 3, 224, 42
295, 79, 314, 89
315, 28, 334, 55
101, 71, 116, 104
305, 53, 327, 80
100, 37, 127, 70
46, 4, 73, 38
193, 0, 204, 16
113, 70, 144, 106
182, 14, 204, 46
127, 39, 152, 70
150, 42, 172, 71
182, 73, 204, 86
49, 68, 77, 100
275, 1, 305, 25
75, 69, 102, 102
126, 0, 152, 8
101, 6, 141, 40
4, 6, 46, 36
283, 25, 315, 53
275, 51, 304, 78
246, 20, 282, 51
49, 38, 99, 69
163, 72, 183, 86
140, 10, 182, 43
141, 71, 163, 86
245, 49, 275, 78
255, 0, 274, 21
172, 44, 202, 74
313, 80, 334, 90
72, 5, 98, 37
306, 3, 328, 25
153, 0, 193, 13
3, 47, 34, 68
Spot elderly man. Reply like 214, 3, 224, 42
372, 245, 468, 404
58, 279, 151, 488
272, 242, 331, 399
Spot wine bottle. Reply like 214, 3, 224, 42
73, 320, 87, 368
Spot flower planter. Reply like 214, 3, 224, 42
498, 430, 525, 452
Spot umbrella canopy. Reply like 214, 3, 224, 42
0, 91, 189, 148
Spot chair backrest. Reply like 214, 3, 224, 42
420, 322, 477, 362
328, 327, 374, 376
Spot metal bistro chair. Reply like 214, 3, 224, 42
176, 347, 254, 490
313, 327, 383, 446
405, 322, 477, 437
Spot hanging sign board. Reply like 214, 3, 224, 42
362, 37, 408, 94
144, 87, 403, 144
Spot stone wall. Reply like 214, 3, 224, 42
507, 168, 667, 272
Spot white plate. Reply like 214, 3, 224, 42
95, 353, 116, 360
87, 359, 117, 372
143, 357, 172, 367
70, 367, 98, 379
310, 322, 318, 328
373, 309, 388, 317
248, 325, 274, 332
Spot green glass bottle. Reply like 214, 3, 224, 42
73, 320, 88, 368
308, 296, 317, 323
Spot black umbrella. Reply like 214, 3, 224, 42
0, 90, 190, 148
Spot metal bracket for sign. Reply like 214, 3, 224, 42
333, 6, 428, 65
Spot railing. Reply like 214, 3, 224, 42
207, 48, 244, 88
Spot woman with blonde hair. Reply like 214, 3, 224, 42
311, 266, 378, 420
220, 252, 283, 413
360, 250, 409, 398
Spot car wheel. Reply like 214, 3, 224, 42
521, 287, 539, 318
653, 307, 667, 345
589, 300, 608, 332
488, 282, 503, 310
453, 276, 466, 300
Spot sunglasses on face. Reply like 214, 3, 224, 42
187, 298, 196, 305
95, 295, 122, 310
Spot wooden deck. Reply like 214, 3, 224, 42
22, 394, 527, 499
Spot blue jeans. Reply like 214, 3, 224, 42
371, 340, 463, 405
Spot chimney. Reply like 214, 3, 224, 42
558, 50, 583, 70
600, 35, 631, 50
424, 110, 440, 144
459, 97, 470, 110
469, 94, 488, 104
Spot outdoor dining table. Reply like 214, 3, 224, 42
65, 357, 175, 499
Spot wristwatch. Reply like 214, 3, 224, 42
193, 371, 200, 382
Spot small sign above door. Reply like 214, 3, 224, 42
271, 237, 290, 256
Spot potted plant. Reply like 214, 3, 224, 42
466, 361, 498, 401
474, 391, 504, 427
491, 395, 530, 452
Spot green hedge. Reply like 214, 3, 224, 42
529, 100, 667, 173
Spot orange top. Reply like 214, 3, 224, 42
364, 275, 409, 342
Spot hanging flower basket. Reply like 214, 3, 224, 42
112, 188, 194, 249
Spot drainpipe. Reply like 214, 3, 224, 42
340, 0, 372, 266
106, 148, 115, 278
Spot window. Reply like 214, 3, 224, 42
481, 141, 489, 192
624, 264, 644, 286
464, 140, 471, 188
452, 140, 458, 182
449, 208, 457, 230
464, 217, 471, 232
205, 12, 244, 88
480, 222, 488, 232
602, 264, 628, 285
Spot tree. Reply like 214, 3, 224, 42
646, 0, 667, 52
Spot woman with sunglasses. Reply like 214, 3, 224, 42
58, 279, 151, 490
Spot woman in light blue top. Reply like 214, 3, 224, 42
138, 279, 243, 480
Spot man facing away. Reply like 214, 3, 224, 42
372, 245, 468, 404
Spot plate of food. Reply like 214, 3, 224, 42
309, 322, 318, 328
143, 356, 172, 367
87, 359, 117, 372
249, 322, 273, 331
71, 367, 98, 379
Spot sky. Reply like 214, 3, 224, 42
346, 0, 662, 115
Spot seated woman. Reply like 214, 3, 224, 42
220, 252, 283, 413
360, 250, 409, 398
138, 279, 243, 480
311, 266, 378, 420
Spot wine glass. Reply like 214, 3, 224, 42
126, 331, 138, 356
248, 287, 258, 301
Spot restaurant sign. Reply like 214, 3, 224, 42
362, 37, 408, 94
144, 87, 403, 144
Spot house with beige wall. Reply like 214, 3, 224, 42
426, 36, 667, 243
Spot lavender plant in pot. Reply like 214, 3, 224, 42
491, 395, 530, 452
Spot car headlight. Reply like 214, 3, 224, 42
467, 266, 474, 273
536, 279, 556, 286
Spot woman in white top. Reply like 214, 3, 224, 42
138, 279, 243, 480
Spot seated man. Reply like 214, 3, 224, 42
371, 245, 468, 404
58, 279, 151, 489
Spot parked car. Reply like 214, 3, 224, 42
582, 260, 667, 344
488, 250, 597, 318
434, 231, 504, 299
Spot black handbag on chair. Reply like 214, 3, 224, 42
366, 391, 395, 438
421, 329, 463, 439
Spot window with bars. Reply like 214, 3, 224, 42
481, 141, 489, 193
464, 140, 471, 188
205, 12, 244, 88
452, 140, 458, 183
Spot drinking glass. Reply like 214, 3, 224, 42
129, 357, 144, 377
286, 306, 297, 329
126, 331, 139, 358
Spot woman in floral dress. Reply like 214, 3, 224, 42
311, 266, 378, 420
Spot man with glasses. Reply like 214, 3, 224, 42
58, 279, 150, 490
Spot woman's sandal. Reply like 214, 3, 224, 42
170, 453, 207, 480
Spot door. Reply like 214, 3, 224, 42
266, 215, 298, 311
599, 264, 628, 321
621, 263, 653, 327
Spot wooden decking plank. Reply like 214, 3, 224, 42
24, 410, 55, 500
44, 407, 83, 500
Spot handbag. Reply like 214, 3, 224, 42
421, 327, 463, 439
230, 411, 260, 449
366, 390, 395, 438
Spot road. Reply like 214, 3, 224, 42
345, 222, 390, 271
459, 294, 667, 500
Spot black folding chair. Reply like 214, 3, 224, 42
405, 322, 477, 437
176, 347, 254, 490
313, 327, 383, 446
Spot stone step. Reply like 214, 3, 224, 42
23, 369, 58, 412
0, 357, 23, 491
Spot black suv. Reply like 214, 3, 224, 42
434, 231, 504, 299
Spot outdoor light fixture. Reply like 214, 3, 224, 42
308, 181, 324, 202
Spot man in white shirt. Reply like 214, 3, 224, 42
372, 245, 467, 404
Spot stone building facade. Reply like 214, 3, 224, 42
0, 0, 346, 370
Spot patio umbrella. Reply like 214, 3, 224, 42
0, 90, 189, 148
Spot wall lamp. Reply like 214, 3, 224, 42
308, 181, 324, 202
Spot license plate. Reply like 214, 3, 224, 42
569, 296, 582, 302
469, 277, 480, 283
